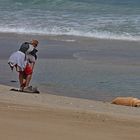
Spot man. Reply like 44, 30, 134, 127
8, 39, 39, 92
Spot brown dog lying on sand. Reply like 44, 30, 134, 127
111, 97, 140, 107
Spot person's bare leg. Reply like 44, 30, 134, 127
19, 72, 24, 90
23, 63, 35, 91
24, 74, 32, 87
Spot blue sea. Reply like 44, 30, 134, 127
0, 0, 140, 40
1, 0, 140, 101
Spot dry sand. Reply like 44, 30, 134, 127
0, 84, 140, 140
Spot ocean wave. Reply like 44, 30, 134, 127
0, 0, 140, 42
0, 26, 140, 41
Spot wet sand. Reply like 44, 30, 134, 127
1, 33, 140, 101
0, 33, 140, 101
0, 84, 140, 140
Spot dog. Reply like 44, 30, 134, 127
111, 97, 140, 107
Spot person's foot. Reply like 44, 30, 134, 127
23, 86, 33, 92
20, 83, 26, 91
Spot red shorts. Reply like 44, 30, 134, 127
24, 64, 33, 75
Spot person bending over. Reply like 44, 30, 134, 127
8, 40, 39, 92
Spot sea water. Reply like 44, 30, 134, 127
0, 0, 140, 40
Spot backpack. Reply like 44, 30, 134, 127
19, 42, 30, 53
19, 42, 38, 60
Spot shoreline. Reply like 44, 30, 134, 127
0, 32, 140, 42
0, 84, 140, 140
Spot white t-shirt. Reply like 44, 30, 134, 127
26, 44, 36, 63
26, 44, 34, 54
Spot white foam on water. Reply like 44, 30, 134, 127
0, 26, 140, 41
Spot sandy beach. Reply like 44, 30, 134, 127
0, 84, 140, 140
